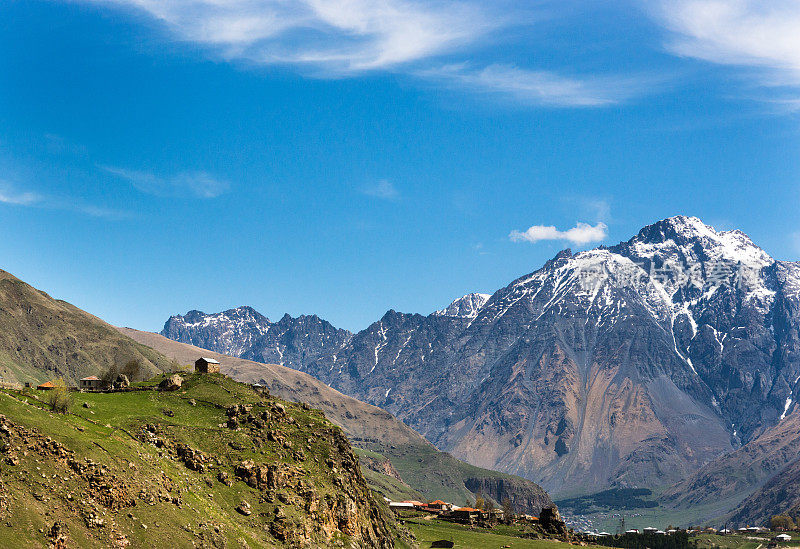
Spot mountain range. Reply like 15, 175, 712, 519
161, 216, 800, 522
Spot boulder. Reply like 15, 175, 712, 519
114, 374, 130, 389
236, 501, 251, 516
158, 375, 182, 392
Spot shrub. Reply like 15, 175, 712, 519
771, 515, 795, 531
47, 378, 72, 414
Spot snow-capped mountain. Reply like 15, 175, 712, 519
161, 216, 800, 500
433, 293, 491, 318
162, 306, 352, 372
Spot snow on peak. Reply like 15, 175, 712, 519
434, 292, 491, 318
622, 216, 773, 269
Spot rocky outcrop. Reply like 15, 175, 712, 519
158, 374, 182, 391
464, 476, 553, 517
0, 376, 399, 548
359, 453, 406, 483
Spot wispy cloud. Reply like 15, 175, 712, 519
510, 221, 608, 246
101, 166, 230, 198
0, 182, 42, 206
74, 0, 651, 108
420, 64, 655, 107
0, 180, 126, 219
361, 180, 400, 200
651, 1, 800, 93
86, 0, 500, 73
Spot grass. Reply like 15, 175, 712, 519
693, 534, 763, 549
362, 441, 533, 506
0, 373, 398, 548
404, 517, 571, 549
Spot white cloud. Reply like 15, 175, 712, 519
101, 166, 230, 198
0, 182, 41, 206
510, 221, 608, 245
420, 64, 654, 107
86, 0, 499, 72
361, 179, 399, 200
652, 1, 800, 88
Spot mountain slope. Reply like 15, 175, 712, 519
663, 400, 800, 524
0, 270, 172, 385
121, 328, 554, 513
161, 217, 800, 501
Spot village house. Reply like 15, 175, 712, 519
37, 381, 55, 390
388, 501, 417, 513
445, 507, 481, 524
426, 500, 454, 512
195, 357, 221, 374
79, 376, 103, 391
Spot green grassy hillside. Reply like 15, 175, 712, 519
0, 373, 398, 548
0, 270, 172, 386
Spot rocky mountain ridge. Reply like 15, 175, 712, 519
162, 307, 352, 373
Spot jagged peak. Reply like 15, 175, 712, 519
167, 306, 271, 327
433, 292, 491, 319
617, 215, 772, 268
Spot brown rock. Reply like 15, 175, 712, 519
158, 375, 182, 391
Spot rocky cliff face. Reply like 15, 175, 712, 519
464, 476, 554, 517
162, 217, 800, 499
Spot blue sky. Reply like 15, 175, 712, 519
1, 0, 799, 332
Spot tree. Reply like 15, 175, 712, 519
502, 498, 514, 519
47, 378, 71, 414
484, 498, 495, 512
102, 359, 144, 387
771, 515, 795, 531
120, 359, 142, 382
475, 492, 485, 511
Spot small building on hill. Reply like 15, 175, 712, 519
37, 381, 55, 390
79, 376, 103, 391
195, 357, 221, 374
